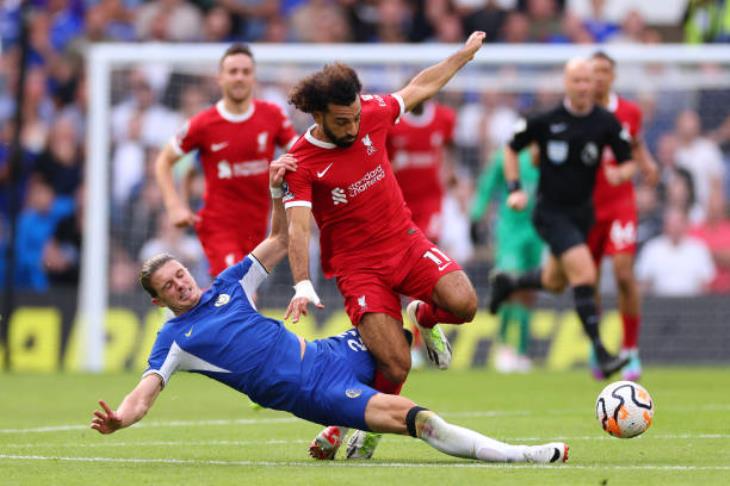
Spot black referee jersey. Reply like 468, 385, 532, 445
508, 102, 632, 206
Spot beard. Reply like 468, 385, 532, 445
323, 120, 357, 148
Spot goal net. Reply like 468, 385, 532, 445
78, 43, 730, 372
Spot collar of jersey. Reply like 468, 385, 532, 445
166, 286, 217, 324
403, 101, 436, 127
304, 124, 338, 149
607, 92, 619, 112
562, 98, 594, 118
216, 99, 255, 123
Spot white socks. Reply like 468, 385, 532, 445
417, 412, 528, 462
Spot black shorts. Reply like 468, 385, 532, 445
532, 200, 594, 257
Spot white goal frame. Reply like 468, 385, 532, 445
82, 43, 730, 371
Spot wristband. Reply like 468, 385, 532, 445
270, 186, 283, 199
506, 180, 522, 193
293, 279, 321, 306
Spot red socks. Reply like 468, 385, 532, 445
372, 370, 404, 395
622, 314, 640, 349
415, 302, 466, 329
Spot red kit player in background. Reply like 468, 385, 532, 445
282, 32, 485, 460
155, 44, 298, 276
587, 51, 659, 381
387, 100, 456, 242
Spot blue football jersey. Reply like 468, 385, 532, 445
144, 255, 298, 401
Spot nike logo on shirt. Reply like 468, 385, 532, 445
211, 142, 229, 152
185, 326, 193, 337
317, 163, 334, 178
437, 261, 453, 272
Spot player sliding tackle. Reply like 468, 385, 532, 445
90, 155, 569, 466
282, 31, 484, 460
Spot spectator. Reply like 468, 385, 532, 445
218, 0, 280, 41
581, 0, 619, 42
684, 0, 730, 44
111, 70, 181, 147
135, 0, 204, 42
290, 0, 351, 43
673, 109, 726, 215
454, 0, 505, 42
373, 0, 412, 43
635, 183, 662, 250
499, 10, 530, 43
35, 114, 83, 200
43, 186, 84, 287
524, 0, 562, 42
636, 206, 716, 296
200, 6, 235, 43
111, 112, 145, 208
14, 174, 74, 291
609, 9, 648, 45
689, 189, 730, 293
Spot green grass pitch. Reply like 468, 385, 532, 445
1, 368, 729, 485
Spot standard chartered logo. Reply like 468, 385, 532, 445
332, 187, 347, 205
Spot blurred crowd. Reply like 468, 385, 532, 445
1, 0, 730, 297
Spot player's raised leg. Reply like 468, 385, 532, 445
364, 394, 568, 464
404, 243, 478, 369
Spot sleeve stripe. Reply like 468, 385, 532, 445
391, 93, 406, 123
169, 136, 185, 156
284, 201, 312, 209
142, 369, 168, 388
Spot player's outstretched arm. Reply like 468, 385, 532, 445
91, 374, 163, 435
155, 143, 199, 228
395, 31, 485, 112
285, 206, 323, 323
252, 154, 298, 272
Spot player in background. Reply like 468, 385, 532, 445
489, 59, 636, 379
387, 100, 456, 242
90, 156, 568, 466
155, 43, 298, 277
283, 32, 485, 460
587, 51, 659, 381
387, 100, 457, 368
470, 146, 542, 373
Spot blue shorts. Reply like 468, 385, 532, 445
290, 329, 379, 431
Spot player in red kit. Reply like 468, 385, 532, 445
387, 100, 456, 241
155, 44, 298, 276
587, 52, 658, 381
283, 32, 485, 460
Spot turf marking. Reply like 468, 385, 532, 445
1, 454, 729, 471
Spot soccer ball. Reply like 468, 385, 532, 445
595, 381, 654, 439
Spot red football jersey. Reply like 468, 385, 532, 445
172, 99, 298, 241
283, 93, 418, 277
387, 102, 456, 238
593, 94, 642, 220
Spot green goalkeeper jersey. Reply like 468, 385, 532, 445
470, 148, 540, 238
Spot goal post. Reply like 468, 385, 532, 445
81, 43, 730, 372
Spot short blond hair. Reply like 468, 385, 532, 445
139, 253, 176, 298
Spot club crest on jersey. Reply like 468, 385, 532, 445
214, 294, 231, 307
346, 388, 363, 398
581, 142, 599, 166
358, 295, 367, 309
256, 132, 268, 153
362, 134, 377, 155
547, 140, 568, 165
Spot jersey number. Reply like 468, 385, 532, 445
423, 247, 453, 272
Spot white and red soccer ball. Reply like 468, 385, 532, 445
596, 381, 655, 439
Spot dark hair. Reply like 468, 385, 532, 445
591, 50, 616, 67
288, 63, 362, 114
220, 43, 254, 66
139, 253, 176, 298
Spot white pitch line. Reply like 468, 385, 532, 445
3, 433, 729, 450
1, 404, 728, 435
0, 454, 729, 471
